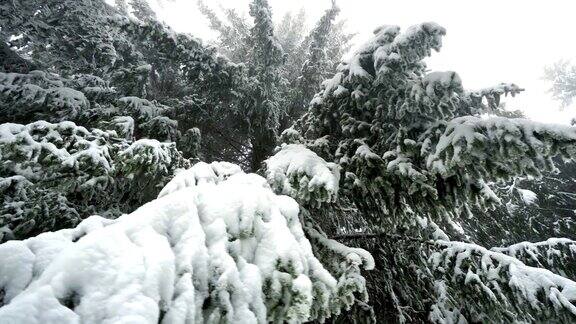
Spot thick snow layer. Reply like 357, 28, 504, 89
265, 144, 340, 205
0, 165, 370, 323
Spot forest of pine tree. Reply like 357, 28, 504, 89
0, 0, 575, 323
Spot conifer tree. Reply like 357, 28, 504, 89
0, 0, 242, 239
245, 0, 285, 171
0, 119, 188, 241
2, 0, 576, 322
197, 0, 354, 169
298, 1, 340, 111
275, 23, 576, 322
0, 161, 373, 323
286, 1, 343, 126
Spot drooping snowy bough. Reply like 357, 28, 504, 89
264, 144, 340, 206
0, 161, 372, 323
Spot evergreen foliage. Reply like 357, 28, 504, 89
0, 120, 188, 241
1, 0, 576, 322
197, 0, 353, 170
278, 23, 576, 322
244, 0, 285, 170
0, 0, 233, 239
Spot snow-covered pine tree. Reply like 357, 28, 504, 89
444, 107, 576, 250
1, 0, 251, 162
0, 161, 373, 323
114, 4, 253, 169
0, 0, 124, 76
276, 0, 352, 133
274, 23, 576, 322
197, 1, 352, 83
196, 0, 252, 64
275, 10, 307, 80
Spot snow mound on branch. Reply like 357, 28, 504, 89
0, 165, 369, 323
420, 71, 463, 97
492, 238, 576, 259
265, 144, 340, 206
307, 228, 375, 271
158, 161, 243, 198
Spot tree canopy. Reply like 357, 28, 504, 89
0, 1, 575, 323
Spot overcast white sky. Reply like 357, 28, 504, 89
148, 0, 576, 124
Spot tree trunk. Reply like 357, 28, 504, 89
250, 128, 276, 172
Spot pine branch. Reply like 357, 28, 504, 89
332, 231, 435, 245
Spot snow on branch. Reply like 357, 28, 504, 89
118, 138, 185, 180
307, 227, 375, 271
264, 144, 340, 206
492, 238, 576, 280
468, 83, 524, 110
158, 161, 242, 198
425, 116, 576, 179
0, 165, 371, 323
116, 96, 165, 122
0, 71, 89, 122
430, 240, 576, 322
343, 22, 446, 83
